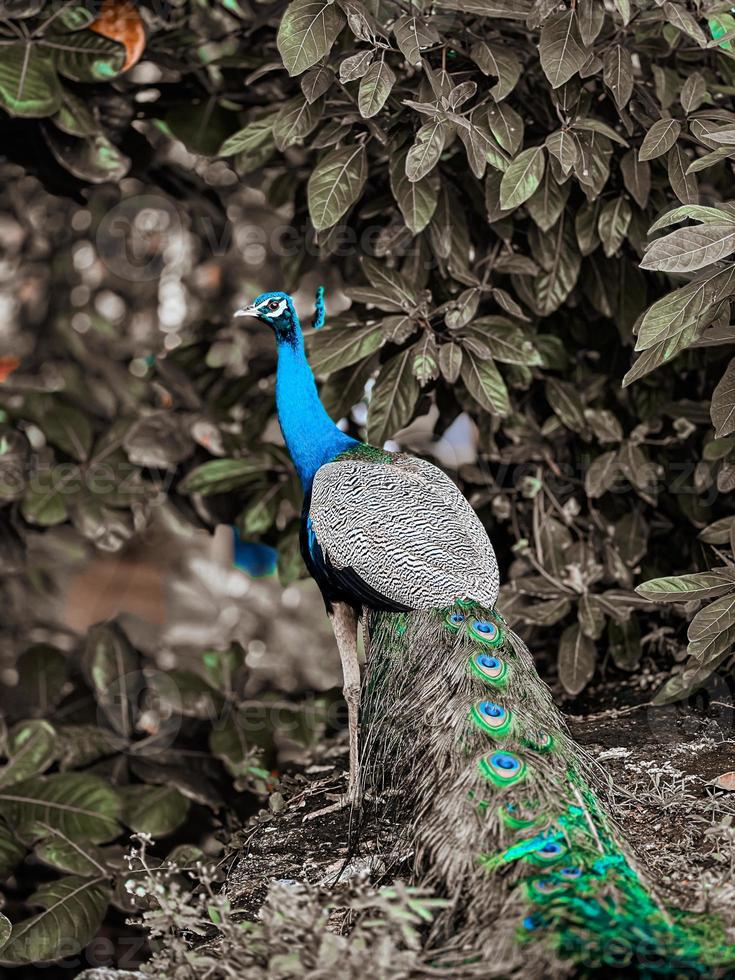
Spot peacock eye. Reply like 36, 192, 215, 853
268, 300, 279, 311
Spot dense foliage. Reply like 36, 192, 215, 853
3, 0, 734, 695
1, 0, 735, 966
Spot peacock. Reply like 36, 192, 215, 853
234, 288, 735, 977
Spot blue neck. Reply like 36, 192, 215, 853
275, 333, 357, 490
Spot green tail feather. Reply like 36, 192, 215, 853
362, 604, 735, 977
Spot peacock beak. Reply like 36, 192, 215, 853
234, 304, 258, 318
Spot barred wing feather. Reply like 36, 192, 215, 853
308, 454, 500, 610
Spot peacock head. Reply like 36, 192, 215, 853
234, 290, 300, 344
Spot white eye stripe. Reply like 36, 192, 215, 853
256, 298, 288, 318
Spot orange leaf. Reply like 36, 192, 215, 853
90, 0, 146, 73
0, 356, 20, 382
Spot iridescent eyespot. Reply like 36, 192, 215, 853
499, 799, 541, 830
445, 611, 466, 631
559, 866, 582, 879
471, 700, 512, 737
532, 877, 567, 896
469, 652, 508, 685
478, 750, 526, 786
526, 839, 568, 866
525, 730, 555, 753
469, 618, 503, 647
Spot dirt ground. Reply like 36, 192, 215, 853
226, 670, 735, 932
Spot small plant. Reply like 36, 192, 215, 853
124, 836, 447, 980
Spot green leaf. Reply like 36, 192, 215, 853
0, 876, 109, 966
361, 257, 419, 309
178, 457, 270, 495
469, 41, 521, 101
598, 196, 631, 257
487, 101, 523, 154
634, 265, 735, 352
0, 721, 56, 788
367, 350, 420, 444
639, 118, 681, 161
539, 11, 587, 89
0, 44, 61, 118
0, 826, 26, 879
680, 72, 707, 114
608, 618, 641, 670
21, 470, 69, 527
218, 115, 276, 157
412, 333, 439, 386
83, 623, 141, 738
339, 49, 373, 82
405, 120, 450, 182
461, 350, 510, 416
13, 644, 68, 716
637, 571, 735, 602
546, 377, 586, 432
640, 222, 735, 273
499, 146, 545, 209
121, 785, 190, 837
558, 623, 596, 695
603, 44, 633, 109
0, 773, 121, 844
648, 204, 732, 233
52, 30, 126, 82
389, 148, 438, 234
44, 128, 130, 184
688, 593, 735, 642
277, 0, 345, 76
301, 65, 334, 103
585, 450, 619, 498
308, 323, 384, 375
546, 129, 579, 175
573, 117, 629, 147
357, 58, 395, 118
699, 516, 735, 545
578, 594, 606, 640
209, 709, 272, 791
526, 167, 569, 232
620, 149, 650, 209
56, 726, 126, 772
33, 826, 115, 877
712, 358, 735, 438
392, 14, 439, 66
0, 913, 10, 951
467, 318, 541, 365
514, 216, 580, 316
577, 0, 605, 45
147, 669, 223, 721
438, 343, 463, 383
272, 96, 323, 151
25, 396, 92, 461
667, 143, 698, 205
663, 2, 707, 46
457, 107, 506, 180
52, 88, 96, 137
308, 144, 367, 231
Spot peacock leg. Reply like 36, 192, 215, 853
331, 602, 361, 800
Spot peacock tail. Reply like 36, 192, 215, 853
362, 604, 734, 978
241, 288, 735, 978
